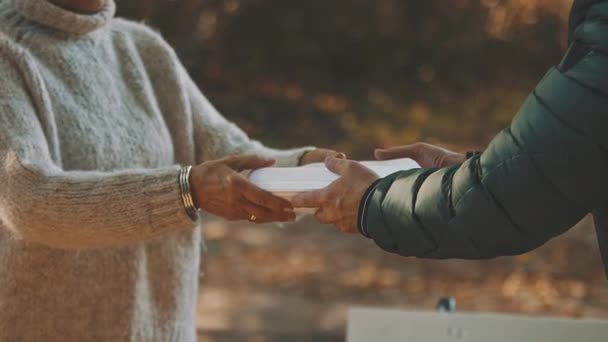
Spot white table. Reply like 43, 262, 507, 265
347, 308, 608, 342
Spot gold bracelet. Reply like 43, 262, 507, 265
179, 166, 200, 221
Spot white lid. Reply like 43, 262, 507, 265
248, 158, 420, 193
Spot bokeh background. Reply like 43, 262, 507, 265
118, 0, 608, 341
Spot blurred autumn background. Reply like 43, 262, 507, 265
119, 0, 607, 341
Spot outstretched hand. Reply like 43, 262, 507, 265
375, 142, 465, 168
291, 143, 465, 232
291, 157, 379, 233
190, 155, 296, 223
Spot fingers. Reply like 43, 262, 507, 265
237, 177, 294, 212
374, 145, 418, 161
224, 155, 276, 171
239, 200, 295, 223
333, 152, 347, 159
300, 149, 347, 165
291, 189, 328, 208
314, 207, 338, 225
324, 157, 356, 175
317, 150, 347, 160
314, 208, 357, 234
325, 157, 374, 178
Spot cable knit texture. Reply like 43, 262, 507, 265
0, 0, 311, 340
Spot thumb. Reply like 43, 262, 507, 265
325, 157, 353, 175
225, 155, 276, 171
374, 145, 417, 161
332, 152, 347, 159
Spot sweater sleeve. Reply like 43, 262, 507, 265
0, 55, 194, 250
360, 49, 608, 259
178, 65, 314, 167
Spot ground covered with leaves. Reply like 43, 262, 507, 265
196, 216, 608, 341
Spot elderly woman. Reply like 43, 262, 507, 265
0, 0, 336, 340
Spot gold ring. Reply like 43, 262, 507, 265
249, 215, 257, 222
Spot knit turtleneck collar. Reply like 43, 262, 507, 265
13, 0, 115, 35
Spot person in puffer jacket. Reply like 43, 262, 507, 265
293, 0, 608, 277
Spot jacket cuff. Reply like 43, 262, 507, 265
357, 178, 384, 238
358, 169, 437, 256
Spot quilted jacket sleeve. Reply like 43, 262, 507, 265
360, 2, 608, 259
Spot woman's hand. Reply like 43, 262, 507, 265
190, 155, 296, 223
299, 149, 346, 165
375, 143, 465, 168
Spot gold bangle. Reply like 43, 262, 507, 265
179, 166, 200, 221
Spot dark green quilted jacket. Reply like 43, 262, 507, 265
359, 0, 608, 276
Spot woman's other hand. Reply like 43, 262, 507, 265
375, 143, 465, 168
190, 155, 296, 223
299, 149, 346, 165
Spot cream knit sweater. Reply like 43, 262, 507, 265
0, 0, 310, 340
